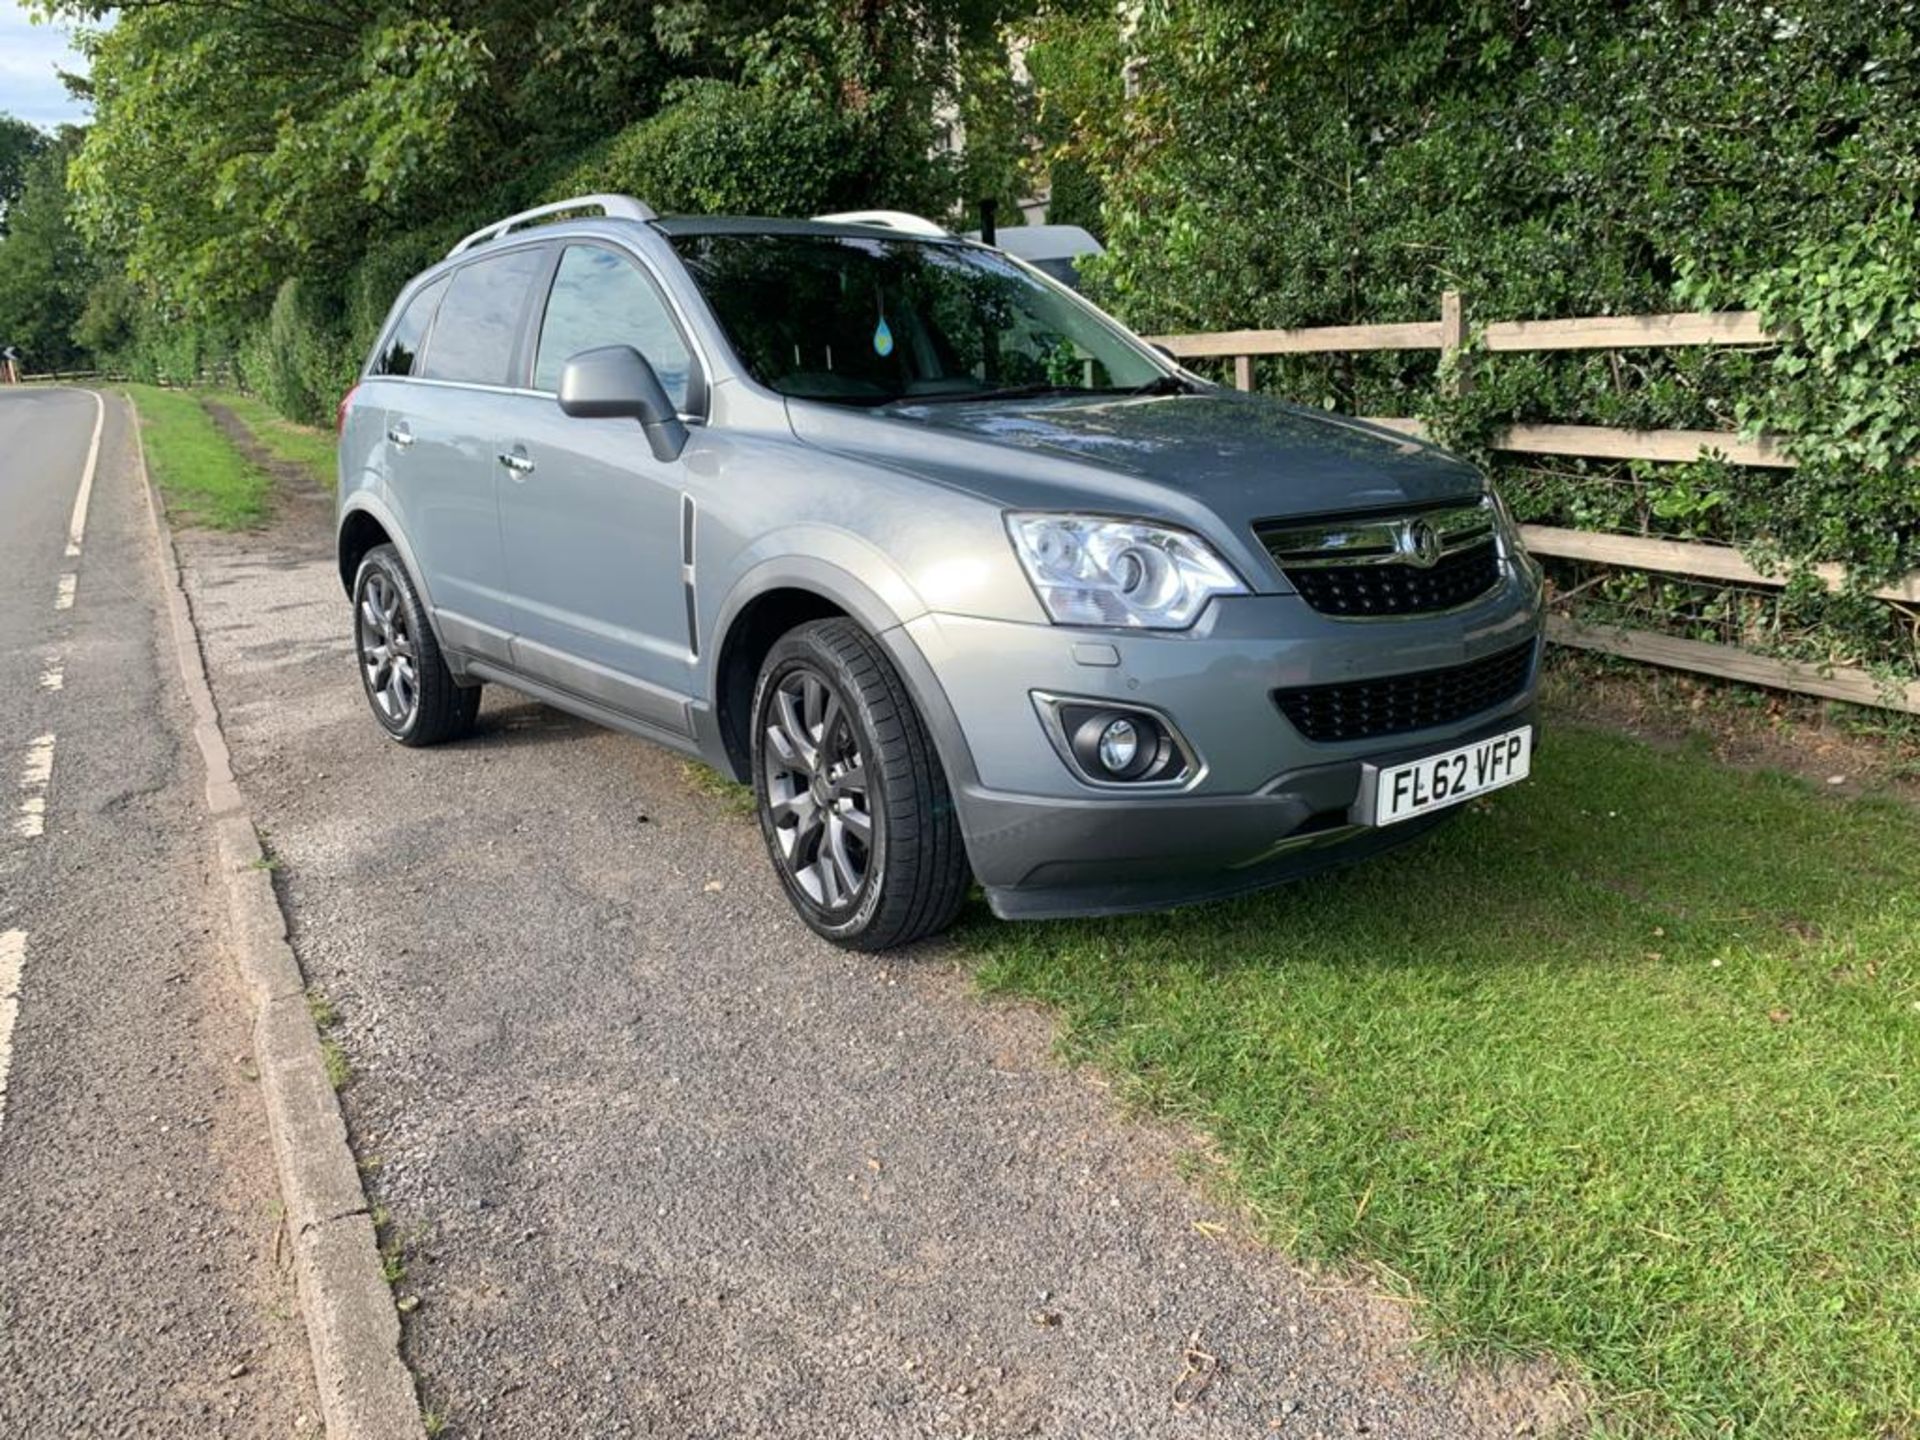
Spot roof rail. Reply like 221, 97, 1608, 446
447, 194, 658, 258
812, 210, 953, 238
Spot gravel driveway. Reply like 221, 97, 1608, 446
172, 471, 1577, 1439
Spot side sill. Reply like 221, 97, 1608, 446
463, 659, 707, 762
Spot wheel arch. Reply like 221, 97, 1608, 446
337, 495, 432, 604
338, 497, 465, 669
337, 506, 392, 595
707, 559, 979, 795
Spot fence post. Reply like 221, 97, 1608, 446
1439, 289, 1467, 396
1233, 355, 1254, 392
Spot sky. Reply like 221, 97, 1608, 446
0, 0, 93, 130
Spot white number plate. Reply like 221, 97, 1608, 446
1363, 725, 1532, 827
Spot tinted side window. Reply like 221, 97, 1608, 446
534, 246, 693, 409
373, 275, 448, 377
419, 247, 548, 387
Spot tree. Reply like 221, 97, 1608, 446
0, 127, 94, 371
36, 0, 1045, 393
0, 113, 49, 235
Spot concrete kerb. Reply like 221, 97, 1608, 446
119, 389, 427, 1440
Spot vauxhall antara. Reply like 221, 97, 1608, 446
336, 195, 1544, 949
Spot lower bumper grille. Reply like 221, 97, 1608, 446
1273, 640, 1536, 743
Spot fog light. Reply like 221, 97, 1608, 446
1055, 703, 1189, 785
1096, 718, 1139, 773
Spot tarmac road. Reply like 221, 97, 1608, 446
0, 388, 315, 1437
168, 437, 1579, 1439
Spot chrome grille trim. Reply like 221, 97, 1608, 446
1258, 498, 1496, 570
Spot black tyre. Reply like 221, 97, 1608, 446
750, 618, 970, 950
352, 544, 480, 747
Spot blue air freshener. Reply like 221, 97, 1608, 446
873, 316, 895, 357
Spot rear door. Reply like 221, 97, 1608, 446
494, 242, 701, 734
402, 242, 550, 652
348, 270, 446, 537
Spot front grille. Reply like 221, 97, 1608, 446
1273, 640, 1535, 744
1285, 540, 1499, 617
1257, 499, 1503, 617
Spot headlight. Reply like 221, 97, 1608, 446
1006, 514, 1247, 629
1488, 487, 1532, 561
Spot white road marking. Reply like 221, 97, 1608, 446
54, 573, 76, 611
38, 658, 63, 692
14, 735, 55, 840
0, 930, 23, 1136
65, 390, 105, 558
20, 737, 54, 788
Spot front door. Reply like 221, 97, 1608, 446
496, 243, 701, 735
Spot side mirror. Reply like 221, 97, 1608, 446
557, 344, 689, 463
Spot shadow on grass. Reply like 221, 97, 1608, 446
961, 725, 1919, 1438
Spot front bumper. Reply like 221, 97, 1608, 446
900, 572, 1543, 919
960, 706, 1536, 918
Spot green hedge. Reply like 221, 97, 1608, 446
237, 278, 359, 428
1039, 0, 1920, 681
553, 78, 901, 218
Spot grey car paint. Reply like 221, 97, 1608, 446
339, 212, 1545, 919
493, 387, 697, 734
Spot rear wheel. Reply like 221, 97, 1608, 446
750, 619, 970, 950
352, 544, 479, 747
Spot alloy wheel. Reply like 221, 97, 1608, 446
357, 570, 419, 728
762, 667, 873, 912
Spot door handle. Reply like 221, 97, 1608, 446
386, 423, 414, 449
498, 449, 535, 477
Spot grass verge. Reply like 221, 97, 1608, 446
124, 383, 271, 529
963, 721, 1918, 1437
201, 387, 338, 490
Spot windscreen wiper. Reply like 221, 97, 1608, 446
1127, 374, 1196, 396
903, 378, 1194, 406
903, 384, 1089, 405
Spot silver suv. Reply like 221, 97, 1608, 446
337, 195, 1544, 949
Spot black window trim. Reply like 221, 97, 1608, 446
406, 237, 554, 391
366, 271, 451, 382
526, 238, 709, 420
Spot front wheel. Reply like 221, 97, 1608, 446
750, 619, 970, 950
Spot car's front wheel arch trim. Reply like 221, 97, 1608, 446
708, 561, 981, 802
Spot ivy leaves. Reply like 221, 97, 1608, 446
1737, 219, 1920, 585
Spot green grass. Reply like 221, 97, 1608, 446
681, 759, 758, 816
124, 383, 272, 529
305, 987, 351, 1090
964, 724, 1919, 1437
201, 387, 338, 490
305, 987, 339, 1031
318, 1037, 350, 1091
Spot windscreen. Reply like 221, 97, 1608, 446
671, 232, 1164, 405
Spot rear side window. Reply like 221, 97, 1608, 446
533, 245, 693, 409
419, 247, 548, 387
372, 275, 448, 377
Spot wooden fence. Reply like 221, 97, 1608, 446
1149, 296, 1920, 714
